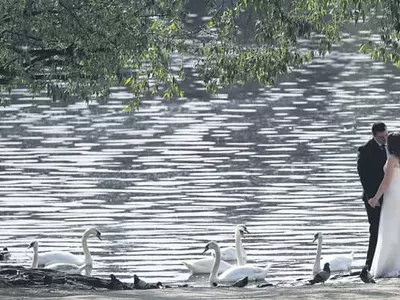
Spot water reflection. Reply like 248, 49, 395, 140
1, 37, 400, 286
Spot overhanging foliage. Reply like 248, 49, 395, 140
0, 0, 399, 110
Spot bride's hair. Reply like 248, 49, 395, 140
388, 132, 400, 158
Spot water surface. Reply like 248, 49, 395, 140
1, 39, 400, 286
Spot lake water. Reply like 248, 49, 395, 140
1, 35, 400, 286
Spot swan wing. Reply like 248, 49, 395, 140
218, 265, 269, 282
220, 247, 237, 261
182, 258, 233, 274
322, 254, 353, 272
219, 247, 247, 263
38, 251, 83, 267
45, 262, 87, 274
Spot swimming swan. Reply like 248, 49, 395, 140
312, 232, 353, 276
36, 227, 101, 276
203, 241, 271, 285
29, 241, 87, 274
182, 224, 248, 274
215, 224, 248, 264
182, 257, 233, 274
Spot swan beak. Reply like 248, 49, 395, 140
240, 228, 249, 238
97, 235, 102, 241
312, 233, 320, 243
201, 247, 209, 255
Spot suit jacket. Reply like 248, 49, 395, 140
357, 138, 387, 202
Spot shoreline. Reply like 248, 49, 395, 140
1, 281, 400, 300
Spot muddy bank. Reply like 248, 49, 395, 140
1, 264, 399, 300
1, 282, 400, 300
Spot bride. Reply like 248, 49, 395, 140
368, 132, 400, 277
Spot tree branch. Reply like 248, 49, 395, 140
26, 43, 75, 65
58, 0, 94, 34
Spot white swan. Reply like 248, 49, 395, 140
183, 257, 233, 274
36, 227, 101, 276
29, 241, 87, 274
203, 241, 271, 285
215, 224, 248, 264
182, 224, 248, 274
312, 232, 353, 276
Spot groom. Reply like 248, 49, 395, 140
357, 122, 388, 269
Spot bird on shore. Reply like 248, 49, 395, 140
231, 276, 249, 288
29, 241, 87, 274
203, 241, 271, 285
360, 265, 376, 283
309, 262, 330, 285
212, 276, 249, 288
312, 232, 353, 276
133, 274, 163, 289
36, 227, 101, 276
0, 247, 11, 261
107, 274, 125, 290
182, 224, 248, 274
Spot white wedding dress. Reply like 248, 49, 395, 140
371, 163, 400, 277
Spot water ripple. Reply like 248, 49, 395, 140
0, 40, 399, 286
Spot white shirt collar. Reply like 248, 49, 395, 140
374, 138, 386, 147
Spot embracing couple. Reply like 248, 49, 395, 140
358, 122, 400, 277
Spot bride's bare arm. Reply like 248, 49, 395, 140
368, 155, 398, 207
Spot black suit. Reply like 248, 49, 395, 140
357, 138, 387, 268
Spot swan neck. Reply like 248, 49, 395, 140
314, 236, 322, 271
235, 229, 245, 266
82, 232, 92, 263
210, 247, 221, 286
32, 245, 38, 268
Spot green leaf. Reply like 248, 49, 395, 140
125, 77, 132, 85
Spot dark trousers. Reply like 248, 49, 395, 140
364, 200, 381, 269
